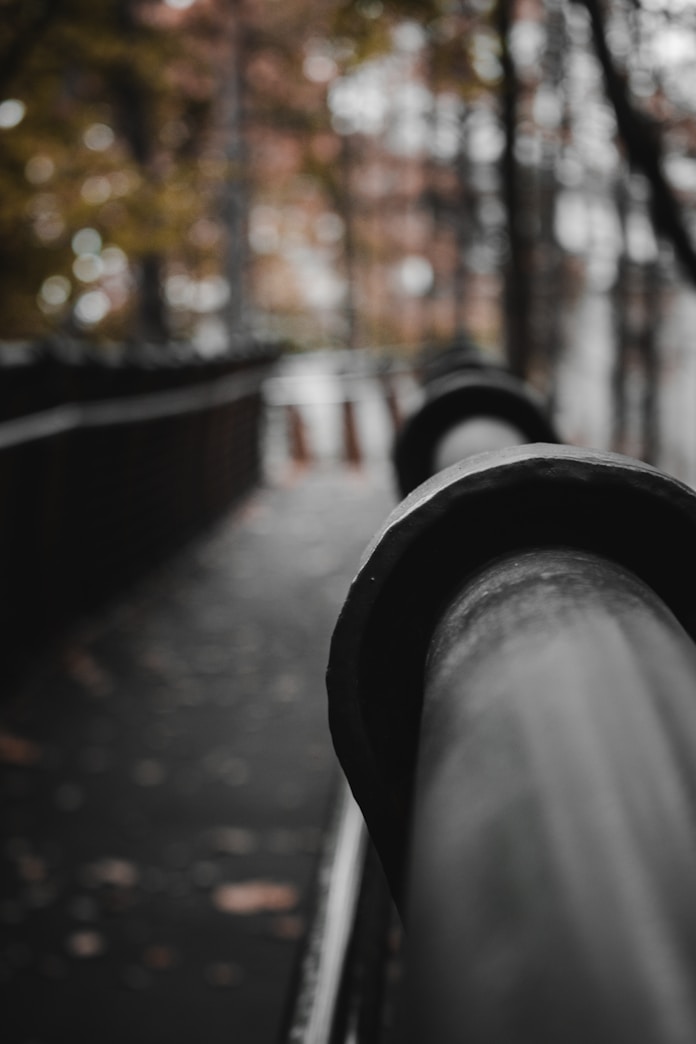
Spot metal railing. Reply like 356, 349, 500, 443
328, 442, 696, 1043
0, 349, 277, 681
392, 343, 558, 497
284, 345, 568, 1041
316, 343, 696, 1042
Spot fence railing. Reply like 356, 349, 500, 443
0, 344, 278, 682
327, 441, 696, 1043
315, 344, 696, 1041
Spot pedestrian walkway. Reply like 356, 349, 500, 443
0, 447, 394, 1042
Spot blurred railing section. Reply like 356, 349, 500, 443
263, 349, 419, 474
394, 339, 559, 497
283, 344, 561, 1043
328, 443, 696, 1043
0, 339, 278, 682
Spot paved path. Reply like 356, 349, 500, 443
0, 458, 394, 1044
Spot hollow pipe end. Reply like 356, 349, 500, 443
392, 370, 559, 498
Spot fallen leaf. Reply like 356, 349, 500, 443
143, 944, 178, 970
131, 759, 166, 787
270, 915, 305, 940
86, 858, 139, 888
212, 827, 257, 855
0, 729, 41, 766
63, 647, 113, 697
212, 880, 299, 915
17, 854, 46, 882
205, 962, 244, 987
66, 930, 105, 958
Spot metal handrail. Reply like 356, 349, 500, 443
0, 365, 268, 450
328, 443, 696, 1042
406, 544, 696, 1043
284, 782, 367, 1044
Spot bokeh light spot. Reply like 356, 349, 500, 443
39, 275, 71, 308
72, 228, 103, 256
73, 254, 104, 283
0, 99, 26, 129
25, 155, 55, 184
74, 290, 110, 326
101, 246, 128, 275
81, 176, 112, 205
303, 54, 337, 84
83, 123, 115, 151
394, 255, 434, 297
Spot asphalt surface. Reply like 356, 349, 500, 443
0, 452, 394, 1044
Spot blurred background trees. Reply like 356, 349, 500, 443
2, 0, 696, 420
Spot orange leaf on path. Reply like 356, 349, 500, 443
212, 880, 299, 915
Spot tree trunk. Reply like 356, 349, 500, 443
341, 131, 359, 351
454, 108, 472, 341
611, 172, 631, 454
114, 0, 169, 345
498, 0, 532, 378
537, 0, 566, 406
220, 0, 247, 345
639, 257, 661, 466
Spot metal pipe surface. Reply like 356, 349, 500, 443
405, 546, 696, 1044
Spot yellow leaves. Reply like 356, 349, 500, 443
109, 167, 210, 257
331, 2, 393, 65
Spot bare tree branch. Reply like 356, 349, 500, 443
497, 0, 533, 377
576, 0, 696, 286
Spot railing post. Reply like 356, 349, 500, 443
327, 444, 696, 1042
